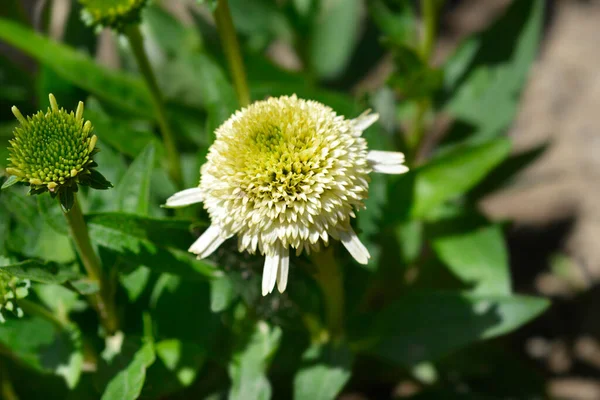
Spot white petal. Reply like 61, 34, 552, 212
353, 112, 379, 132
367, 150, 409, 175
165, 188, 204, 208
188, 224, 226, 259
262, 252, 279, 296
340, 229, 370, 265
277, 246, 290, 293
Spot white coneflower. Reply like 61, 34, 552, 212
166, 95, 408, 295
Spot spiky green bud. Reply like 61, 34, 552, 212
4, 94, 112, 211
79, 0, 148, 31
0, 273, 30, 323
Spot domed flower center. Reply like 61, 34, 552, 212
15, 110, 91, 185
79, 0, 147, 30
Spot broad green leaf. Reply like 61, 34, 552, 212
309, 0, 361, 79
86, 213, 219, 280
0, 259, 80, 284
441, 0, 544, 139
468, 143, 548, 199
229, 0, 292, 44
101, 342, 156, 400
293, 342, 353, 400
85, 107, 164, 160
389, 138, 511, 222
0, 19, 153, 118
37, 195, 69, 235
0, 316, 83, 388
229, 320, 282, 400
120, 266, 151, 302
431, 219, 510, 295
369, 0, 415, 47
210, 275, 237, 312
367, 291, 549, 367
115, 143, 155, 215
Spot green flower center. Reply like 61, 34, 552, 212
80, 0, 147, 30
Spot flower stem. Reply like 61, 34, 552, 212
63, 195, 118, 334
310, 247, 345, 341
407, 0, 441, 163
214, 0, 250, 107
125, 24, 184, 189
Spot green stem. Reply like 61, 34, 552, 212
214, 0, 250, 107
125, 24, 184, 189
407, 0, 440, 163
63, 196, 118, 334
419, 0, 438, 62
310, 247, 345, 341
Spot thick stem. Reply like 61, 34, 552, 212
310, 247, 345, 341
125, 24, 184, 189
63, 196, 118, 334
214, 0, 250, 107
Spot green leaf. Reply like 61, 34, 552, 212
1, 175, 17, 190
85, 106, 164, 160
369, 0, 416, 47
440, 0, 544, 139
366, 291, 549, 367
293, 342, 353, 400
388, 45, 443, 99
59, 189, 75, 213
153, 339, 205, 388
389, 138, 511, 222
0, 259, 80, 284
229, 320, 282, 400
38, 195, 69, 235
309, 0, 361, 79
210, 275, 237, 312
0, 18, 153, 118
101, 342, 156, 400
86, 213, 219, 280
115, 143, 155, 215
431, 217, 510, 295
0, 316, 83, 388
468, 143, 548, 199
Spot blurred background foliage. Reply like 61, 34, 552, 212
0, 0, 589, 398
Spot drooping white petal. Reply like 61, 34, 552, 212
367, 150, 409, 174
352, 112, 379, 133
165, 188, 204, 208
188, 224, 226, 259
262, 251, 280, 296
277, 246, 290, 293
340, 229, 370, 264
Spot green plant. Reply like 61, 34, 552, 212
0, 0, 549, 398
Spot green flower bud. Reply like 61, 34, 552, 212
79, 0, 148, 31
4, 94, 112, 211
0, 273, 30, 323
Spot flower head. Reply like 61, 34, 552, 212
166, 95, 408, 295
79, 0, 147, 31
0, 272, 30, 323
4, 94, 111, 211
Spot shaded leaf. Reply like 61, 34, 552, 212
309, 0, 361, 79
366, 291, 549, 366
1, 175, 17, 190
229, 320, 282, 400
431, 217, 510, 295
0, 259, 80, 284
0, 19, 153, 118
388, 138, 511, 222
293, 342, 353, 400
440, 0, 544, 139
86, 213, 219, 280
115, 143, 155, 215
101, 342, 155, 400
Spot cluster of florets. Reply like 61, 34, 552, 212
0, 273, 30, 323
4, 94, 111, 210
79, 0, 148, 31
